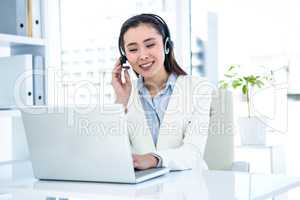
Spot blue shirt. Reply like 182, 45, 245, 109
137, 73, 177, 146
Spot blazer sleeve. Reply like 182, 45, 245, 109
155, 79, 214, 171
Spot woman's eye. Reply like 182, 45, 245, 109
129, 49, 137, 52
146, 44, 155, 48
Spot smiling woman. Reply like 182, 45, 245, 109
111, 14, 214, 171
124, 25, 166, 78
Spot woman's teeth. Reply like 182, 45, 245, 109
140, 62, 153, 68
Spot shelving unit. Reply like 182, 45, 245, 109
0, 0, 47, 181
0, 0, 47, 109
0, 109, 21, 117
0, 33, 45, 47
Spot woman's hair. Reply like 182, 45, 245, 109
118, 13, 187, 76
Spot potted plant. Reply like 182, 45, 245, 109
219, 65, 272, 145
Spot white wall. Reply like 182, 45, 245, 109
215, 0, 300, 88
175, 0, 191, 74
205, 12, 218, 86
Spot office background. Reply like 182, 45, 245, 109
1, 0, 300, 198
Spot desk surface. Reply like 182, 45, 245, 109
1, 168, 300, 200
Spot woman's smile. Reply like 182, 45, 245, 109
139, 61, 155, 71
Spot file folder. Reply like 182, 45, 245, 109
0, 0, 28, 36
0, 55, 34, 109
31, 0, 42, 38
32, 55, 45, 105
27, 0, 33, 37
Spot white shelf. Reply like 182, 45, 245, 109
0, 109, 21, 117
0, 159, 29, 166
0, 33, 45, 47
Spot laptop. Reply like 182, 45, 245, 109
21, 105, 169, 184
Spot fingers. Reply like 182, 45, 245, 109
133, 161, 139, 168
132, 154, 139, 168
132, 154, 143, 169
112, 59, 123, 84
112, 66, 131, 87
112, 64, 122, 77
115, 57, 122, 67
124, 69, 131, 84
132, 154, 140, 163
132, 154, 152, 170
112, 58, 132, 82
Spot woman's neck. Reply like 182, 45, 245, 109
143, 69, 169, 97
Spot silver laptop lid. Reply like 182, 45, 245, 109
21, 105, 137, 183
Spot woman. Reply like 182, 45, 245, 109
112, 14, 213, 171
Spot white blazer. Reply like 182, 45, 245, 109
126, 75, 213, 170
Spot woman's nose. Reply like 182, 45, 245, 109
139, 48, 149, 60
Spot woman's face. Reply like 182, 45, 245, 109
123, 23, 166, 79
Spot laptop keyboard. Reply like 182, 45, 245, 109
134, 168, 165, 179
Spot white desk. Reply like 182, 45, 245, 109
1, 168, 300, 200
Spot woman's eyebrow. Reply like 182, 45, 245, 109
126, 42, 137, 48
126, 37, 156, 47
143, 38, 156, 43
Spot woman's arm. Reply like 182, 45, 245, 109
155, 80, 213, 170
155, 114, 211, 170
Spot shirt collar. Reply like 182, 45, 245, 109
137, 73, 177, 95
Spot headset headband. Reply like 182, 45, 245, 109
119, 14, 172, 57
140, 14, 171, 40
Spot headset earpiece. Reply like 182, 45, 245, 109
164, 37, 170, 55
120, 55, 127, 65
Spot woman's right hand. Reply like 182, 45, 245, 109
111, 58, 132, 109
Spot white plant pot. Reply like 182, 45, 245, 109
238, 116, 266, 145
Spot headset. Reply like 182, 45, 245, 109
118, 14, 173, 68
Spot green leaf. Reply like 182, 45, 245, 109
219, 80, 229, 89
228, 65, 235, 71
232, 80, 242, 88
220, 82, 229, 89
255, 80, 264, 88
224, 74, 233, 78
247, 75, 257, 84
243, 76, 249, 81
242, 85, 248, 95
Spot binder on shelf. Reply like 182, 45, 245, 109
27, 0, 33, 37
30, 0, 42, 38
32, 55, 45, 105
0, 54, 39, 109
0, 0, 28, 36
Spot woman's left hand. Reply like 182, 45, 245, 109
132, 154, 158, 170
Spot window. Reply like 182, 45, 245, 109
58, 0, 188, 105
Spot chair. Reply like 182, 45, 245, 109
204, 89, 249, 171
